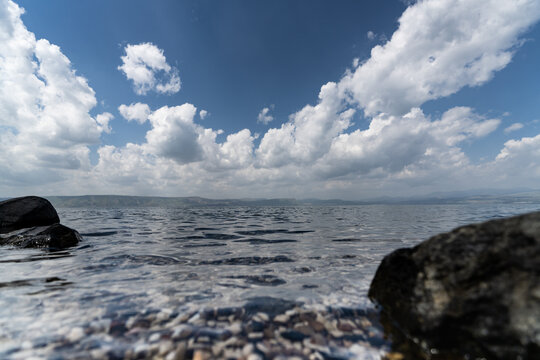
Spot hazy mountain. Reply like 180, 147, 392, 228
37, 190, 540, 208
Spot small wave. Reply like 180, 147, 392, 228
332, 238, 402, 243
81, 231, 118, 237
203, 233, 242, 240
200, 255, 294, 266
0, 252, 73, 263
0, 277, 69, 289
227, 274, 286, 286
235, 229, 289, 236
233, 238, 297, 244
101, 254, 183, 266
287, 230, 314, 234
183, 243, 227, 248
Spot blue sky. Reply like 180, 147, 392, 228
1, 0, 540, 199
16, 1, 405, 139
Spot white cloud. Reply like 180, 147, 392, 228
0, 0, 105, 184
256, 82, 353, 167
143, 104, 204, 164
96, 112, 113, 134
477, 134, 540, 188
69, 0, 540, 197
496, 134, 540, 162
340, 0, 540, 116
367, 31, 376, 40
118, 102, 151, 124
313, 107, 499, 180
118, 42, 181, 95
504, 122, 524, 133
114, 103, 256, 169
2, 0, 540, 199
257, 106, 274, 124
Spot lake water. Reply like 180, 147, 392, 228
1, 204, 539, 359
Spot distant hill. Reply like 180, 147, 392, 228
39, 191, 540, 208
0, 190, 537, 208
45, 195, 310, 208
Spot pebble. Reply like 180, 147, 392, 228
242, 343, 254, 356
337, 319, 355, 332
274, 314, 290, 323
385, 352, 405, 360
247, 332, 264, 340
247, 353, 263, 360
228, 322, 242, 335
192, 349, 210, 360
172, 325, 193, 339
253, 312, 269, 322
26, 300, 389, 359
66, 327, 85, 343
159, 340, 174, 355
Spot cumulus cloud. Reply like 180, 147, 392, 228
0, 0, 106, 186
108, 103, 256, 170
366, 31, 376, 40
143, 104, 204, 164
118, 42, 181, 95
313, 107, 499, 179
2, 0, 540, 198
496, 134, 540, 162
118, 102, 151, 124
504, 122, 524, 133
96, 112, 114, 134
257, 106, 274, 124
340, 0, 540, 116
256, 82, 353, 168
473, 134, 540, 188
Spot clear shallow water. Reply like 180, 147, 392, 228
1, 204, 539, 358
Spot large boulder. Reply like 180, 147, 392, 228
0, 223, 81, 249
369, 212, 540, 359
0, 196, 60, 234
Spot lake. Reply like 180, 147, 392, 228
1, 204, 538, 359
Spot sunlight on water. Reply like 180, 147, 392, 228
0, 204, 538, 358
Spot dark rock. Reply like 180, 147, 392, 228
0, 224, 81, 249
369, 211, 540, 359
280, 330, 308, 342
247, 320, 265, 332
0, 196, 59, 233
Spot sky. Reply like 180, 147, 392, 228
1, 0, 540, 200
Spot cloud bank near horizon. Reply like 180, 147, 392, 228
1, 0, 540, 198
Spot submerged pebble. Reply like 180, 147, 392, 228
17, 297, 388, 359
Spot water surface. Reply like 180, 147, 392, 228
1, 204, 538, 358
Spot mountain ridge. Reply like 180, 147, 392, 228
34, 190, 540, 207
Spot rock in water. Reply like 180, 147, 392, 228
0, 196, 60, 233
0, 223, 81, 249
369, 211, 540, 359
0, 196, 80, 249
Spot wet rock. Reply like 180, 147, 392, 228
247, 320, 265, 333
369, 211, 540, 359
0, 223, 81, 249
0, 196, 59, 234
281, 330, 308, 342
